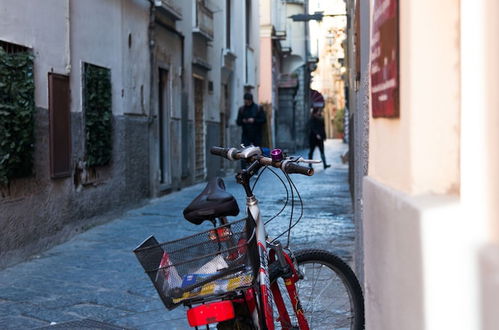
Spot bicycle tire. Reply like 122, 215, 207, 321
269, 249, 365, 330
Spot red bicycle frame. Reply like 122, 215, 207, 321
187, 146, 312, 329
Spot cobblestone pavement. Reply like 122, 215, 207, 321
0, 140, 354, 329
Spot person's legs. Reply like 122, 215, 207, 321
318, 139, 330, 169
308, 138, 317, 168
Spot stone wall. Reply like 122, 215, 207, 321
0, 109, 150, 269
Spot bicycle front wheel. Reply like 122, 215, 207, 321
270, 249, 364, 330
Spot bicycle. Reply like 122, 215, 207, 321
134, 145, 365, 329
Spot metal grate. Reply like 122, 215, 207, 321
0, 40, 29, 53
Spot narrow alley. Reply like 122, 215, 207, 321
0, 140, 353, 329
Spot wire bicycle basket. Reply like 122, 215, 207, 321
134, 218, 257, 310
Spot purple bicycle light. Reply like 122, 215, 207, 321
270, 148, 283, 162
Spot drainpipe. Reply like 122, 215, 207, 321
147, 0, 157, 196
303, 0, 310, 149
65, 0, 71, 74
147, 0, 156, 126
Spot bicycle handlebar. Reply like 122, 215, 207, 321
210, 146, 314, 176
210, 147, 231, 158
282, 161, 313, 176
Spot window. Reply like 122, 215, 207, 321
0, 40, 28, 54
0, 40, 34, 184
83, 63, 112, 167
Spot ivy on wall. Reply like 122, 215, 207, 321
84, 63, 112, 167
0, 47, 35, 185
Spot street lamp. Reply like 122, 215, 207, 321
289, 11, 347, 22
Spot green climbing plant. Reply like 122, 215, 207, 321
0, 47, 35, 185
334, 108, 345, 135
84, 63, 112, 167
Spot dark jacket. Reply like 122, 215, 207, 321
236, 103, 266, 146
309, 116, 326, 140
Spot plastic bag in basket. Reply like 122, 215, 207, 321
156, 251, 182, 292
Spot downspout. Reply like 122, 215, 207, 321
147, 0, 157, 196
303, 0, 310, 149
148, 0, 156, 126
65, 0, 71, 74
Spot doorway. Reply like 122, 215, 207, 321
194, 76, 205, 181
158, 68, 171, 187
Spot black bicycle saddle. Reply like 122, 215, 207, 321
183, 177, 240, 225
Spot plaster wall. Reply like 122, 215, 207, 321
368, 0, 460, 195
225, 0, 260, 129
283, 4, 305, 60
0, 1, 151, 267
260, 0, 271, 26
483, 1, 499, 243
462, 1, 499, 328
258, 33, 273, 104
362, 0, 497, 329
364, 178, 477, 330
176, 0, 192, 120
0, 0, 69, 109
70, 0, 124, 115
121, 0, 151, 116
250, 0, 260, 94
205, 1, 224, 123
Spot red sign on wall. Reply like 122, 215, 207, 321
371, 0, 399, 118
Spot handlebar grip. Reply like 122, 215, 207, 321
284, 162, 314, 176
210, 146, 229, 158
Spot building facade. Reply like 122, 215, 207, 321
259, 0, 311, 152
347, 0, 499, 329
0, 0, 259, 268
309, 0, 347, 139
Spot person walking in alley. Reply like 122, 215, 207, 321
236, 93, 266, 147
308, 107, 331, 169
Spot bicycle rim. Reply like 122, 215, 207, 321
271, 249, 364, 330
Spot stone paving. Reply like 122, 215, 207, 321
0, 140, 354, 329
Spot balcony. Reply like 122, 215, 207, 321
153, 0, 182, 21
193, 1, 214, 41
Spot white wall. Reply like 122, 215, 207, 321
362, 0, 497, 329
0, 0, 70, 109
121, 0, 151, 116
70, 0, 122, 115
206, 0, 224, 122
0, 0, 150, 116
176, 0, 194, 121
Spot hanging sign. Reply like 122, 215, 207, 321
371, 0, 399, 118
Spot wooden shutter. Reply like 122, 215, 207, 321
48, 73, 71, 178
